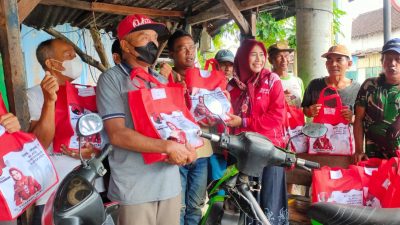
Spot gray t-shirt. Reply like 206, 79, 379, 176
301, 77, 361, 111
96, 63, 181, 205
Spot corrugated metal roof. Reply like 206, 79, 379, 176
22, 0, 295, 36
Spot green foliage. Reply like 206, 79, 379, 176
197, 22, 240, 68
256, 12, 286, 47
285, 17, 296, 48
333, 2, 346, 42
217, 22, 240, 42
198, 2, 346, 65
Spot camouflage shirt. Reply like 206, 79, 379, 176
355, 74, 400, 158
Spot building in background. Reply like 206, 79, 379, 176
351, 6, 400, 82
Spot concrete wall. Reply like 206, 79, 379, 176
296, 0, 333, 86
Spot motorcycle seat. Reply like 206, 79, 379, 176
308, 203, 400, 225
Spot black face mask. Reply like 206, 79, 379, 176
134, 42, 158, 65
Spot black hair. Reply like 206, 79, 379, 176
36, 38, 58, 70
167, 29, 193, 52
111, 39, 122, 57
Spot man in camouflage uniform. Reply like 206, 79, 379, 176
354, 38, 400, 162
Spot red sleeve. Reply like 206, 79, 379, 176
33, 177, 41, 191
247, 75, 285, 134
15, 190, 22, 206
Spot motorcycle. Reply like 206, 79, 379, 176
308, 203, 400, 225
42, 113, 118, 225
199, 95, 326, 225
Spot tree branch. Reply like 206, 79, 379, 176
89, 27, 110, 69
43, 27, 107, 72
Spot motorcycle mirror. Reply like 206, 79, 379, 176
203, 94, 224, 116
203, 94, 229, 134
302, 123, 328, 138
76, 113, 103, 137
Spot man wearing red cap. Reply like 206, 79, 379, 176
96, 14, 196, 225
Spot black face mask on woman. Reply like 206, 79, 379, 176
134, 41, 158, 65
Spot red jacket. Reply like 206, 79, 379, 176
229, 70, 286, 148
14, 175, 41, 206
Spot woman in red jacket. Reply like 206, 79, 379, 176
9, 167, 41, 206
227, 39, 288, 225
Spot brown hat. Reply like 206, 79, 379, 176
321, 44, 351, 58
267, 41, 294, 55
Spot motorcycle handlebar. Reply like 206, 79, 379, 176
198, 130, 220, 142
296, 158, 320, 169
199, 130, 320, 170
98, 144, 112, 162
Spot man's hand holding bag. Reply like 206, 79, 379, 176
128, 68, 203, 164
308, 87, 354, 155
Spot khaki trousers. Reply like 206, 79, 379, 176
118, 195, 181, 225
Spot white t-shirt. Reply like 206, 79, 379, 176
27, 85, 104, 206
280, 74, 304, 108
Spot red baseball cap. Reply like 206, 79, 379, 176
117, 14, 169, 40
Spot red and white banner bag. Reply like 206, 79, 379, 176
350, 158, 385, 206
0, 94, 58, 220
54, 82, 104, 153
285, 103, 307, 153
185, 59, 232, 125
128, 68, 203, 164
368, 156, 400, 208
308, 87, 354, 155
312, 166, 363, 205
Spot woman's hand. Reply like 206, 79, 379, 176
0, 113, 21, 133
226, 113, 242, 128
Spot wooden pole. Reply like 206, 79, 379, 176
43, 27, 107, 72
245, 10, 257, 37
219, 0, 251, 36
89, 27, 111, 69
154, 22, 179, 64
0, 0, 30, 130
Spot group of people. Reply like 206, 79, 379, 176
1, 12, 400, 225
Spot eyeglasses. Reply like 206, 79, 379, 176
175, 45, 196, 53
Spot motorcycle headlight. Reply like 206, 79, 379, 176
55, 176, 93, 211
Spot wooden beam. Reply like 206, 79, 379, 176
219, 0, 251, 35
92, 2, 184, 18
40, 0, 184, 18
0, 0, 30, 130
245, 10, 257, 37
188, 0, 280, 25
43, 27, 107, 72
18, 0, 41, 23
89, 27, 110, 69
